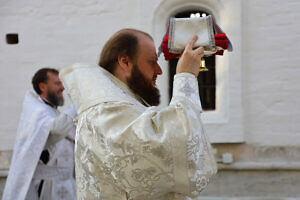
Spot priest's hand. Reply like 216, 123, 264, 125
176, 35, 204, 77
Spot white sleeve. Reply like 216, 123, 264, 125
62, 103, 77, 120
45, 113, 75, 148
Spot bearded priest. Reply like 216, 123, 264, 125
3, 68, 77, 200
60, 29, 217, 200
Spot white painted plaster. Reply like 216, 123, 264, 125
0, 0, 300, 150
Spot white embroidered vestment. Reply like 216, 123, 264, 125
2, 91, 76, 200
60, 63, 217, 200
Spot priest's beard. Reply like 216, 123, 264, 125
47, 91, 64, 107
127, 64, 160, 106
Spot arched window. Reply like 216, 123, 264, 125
153, 0, 244, 142
168, 10, 216, 111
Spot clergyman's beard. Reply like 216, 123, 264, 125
47, 91, 64, 107
127, 64, 160, 106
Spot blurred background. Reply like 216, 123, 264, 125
1, 0, 300, 199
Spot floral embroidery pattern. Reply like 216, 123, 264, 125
131, 167, 159, 186
195, 174, 209, 192
103, 140, 174, 198
187, 134, 201, 161
179, 82, 194, 97
73, 73, 217, 199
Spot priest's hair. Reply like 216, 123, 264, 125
98, 28, 153, 74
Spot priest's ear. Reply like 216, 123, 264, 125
117, 54, 133, 74
38, 82, 48, 95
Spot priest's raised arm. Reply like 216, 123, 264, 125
60, 29, 217, 200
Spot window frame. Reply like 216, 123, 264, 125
152, 0, 244, 143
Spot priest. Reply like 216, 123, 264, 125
2, 68, 77, 200
60, 29, 217, 200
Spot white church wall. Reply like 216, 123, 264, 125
1, 0, 300, 147
0, 0, 299, 159
0, 0, 142, 150
1, 0, 300, 198
242, 0, 300, 146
